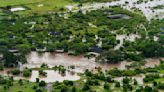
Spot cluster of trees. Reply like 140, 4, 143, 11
96, 39, 163, 64
22, 68, 32, 77
96, 49, 124, 63
0, 49, 27, 68
10, 68, 32, 77
133, 40, 164, 58
53, 65, 67, 74
0, 6, 146, 56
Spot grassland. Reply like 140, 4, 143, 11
0, 80, 46, 92
0, 0, 72, 7
0, 0, 74, 15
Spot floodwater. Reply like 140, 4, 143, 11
25, 52, 163, 71
23, 52, 133, 82
24, 52, 97, 71
66, 0, 164, 20
25, 52, 134, 71
144, 58, 161, 68
30, 70, 80, 83
0, 52, 163, 83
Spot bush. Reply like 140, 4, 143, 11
22, 69, 31, 77
115, 82, 120, 87
158, 83, 164, 89
63, 80, 74, 86
104, 82, 110, 90
39, 70, 47, 77
143, 74, 160, 82
122, 70, 136, 76
11, 69, 20, 75
39, 81, 46, 87
0, 65, 4, 70
36, 78, 39, 83
82, 84, 90, 91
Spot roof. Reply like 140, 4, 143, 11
89, 46, 103, 53
160, 32, 164, 34
160, 27, 164, 30
107, 14, 130, 19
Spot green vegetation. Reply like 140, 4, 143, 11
0, 6, 149, 57
22, 68, 32, 77
0, 0, 163, 92
152, 5, 164, 9
0, 76, 46, 92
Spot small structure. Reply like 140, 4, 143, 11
107, 14, 130, 19
89, 46, 103, 53
87, 52, 100, 57
48, 31, 60, 36
160, 27, 164, 30
55, 49, 65, 53
10, 7, 26, 12
0, 53, 3, 60
68, 50, 76, 55
8, 49, 19, 53
36, 46, 47, 52
8, 48, 21, 56
159, 32, 164, 35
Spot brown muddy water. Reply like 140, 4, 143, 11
25, 52, 134, 71
25, 52, 162, 71
0, 51, 163, 83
